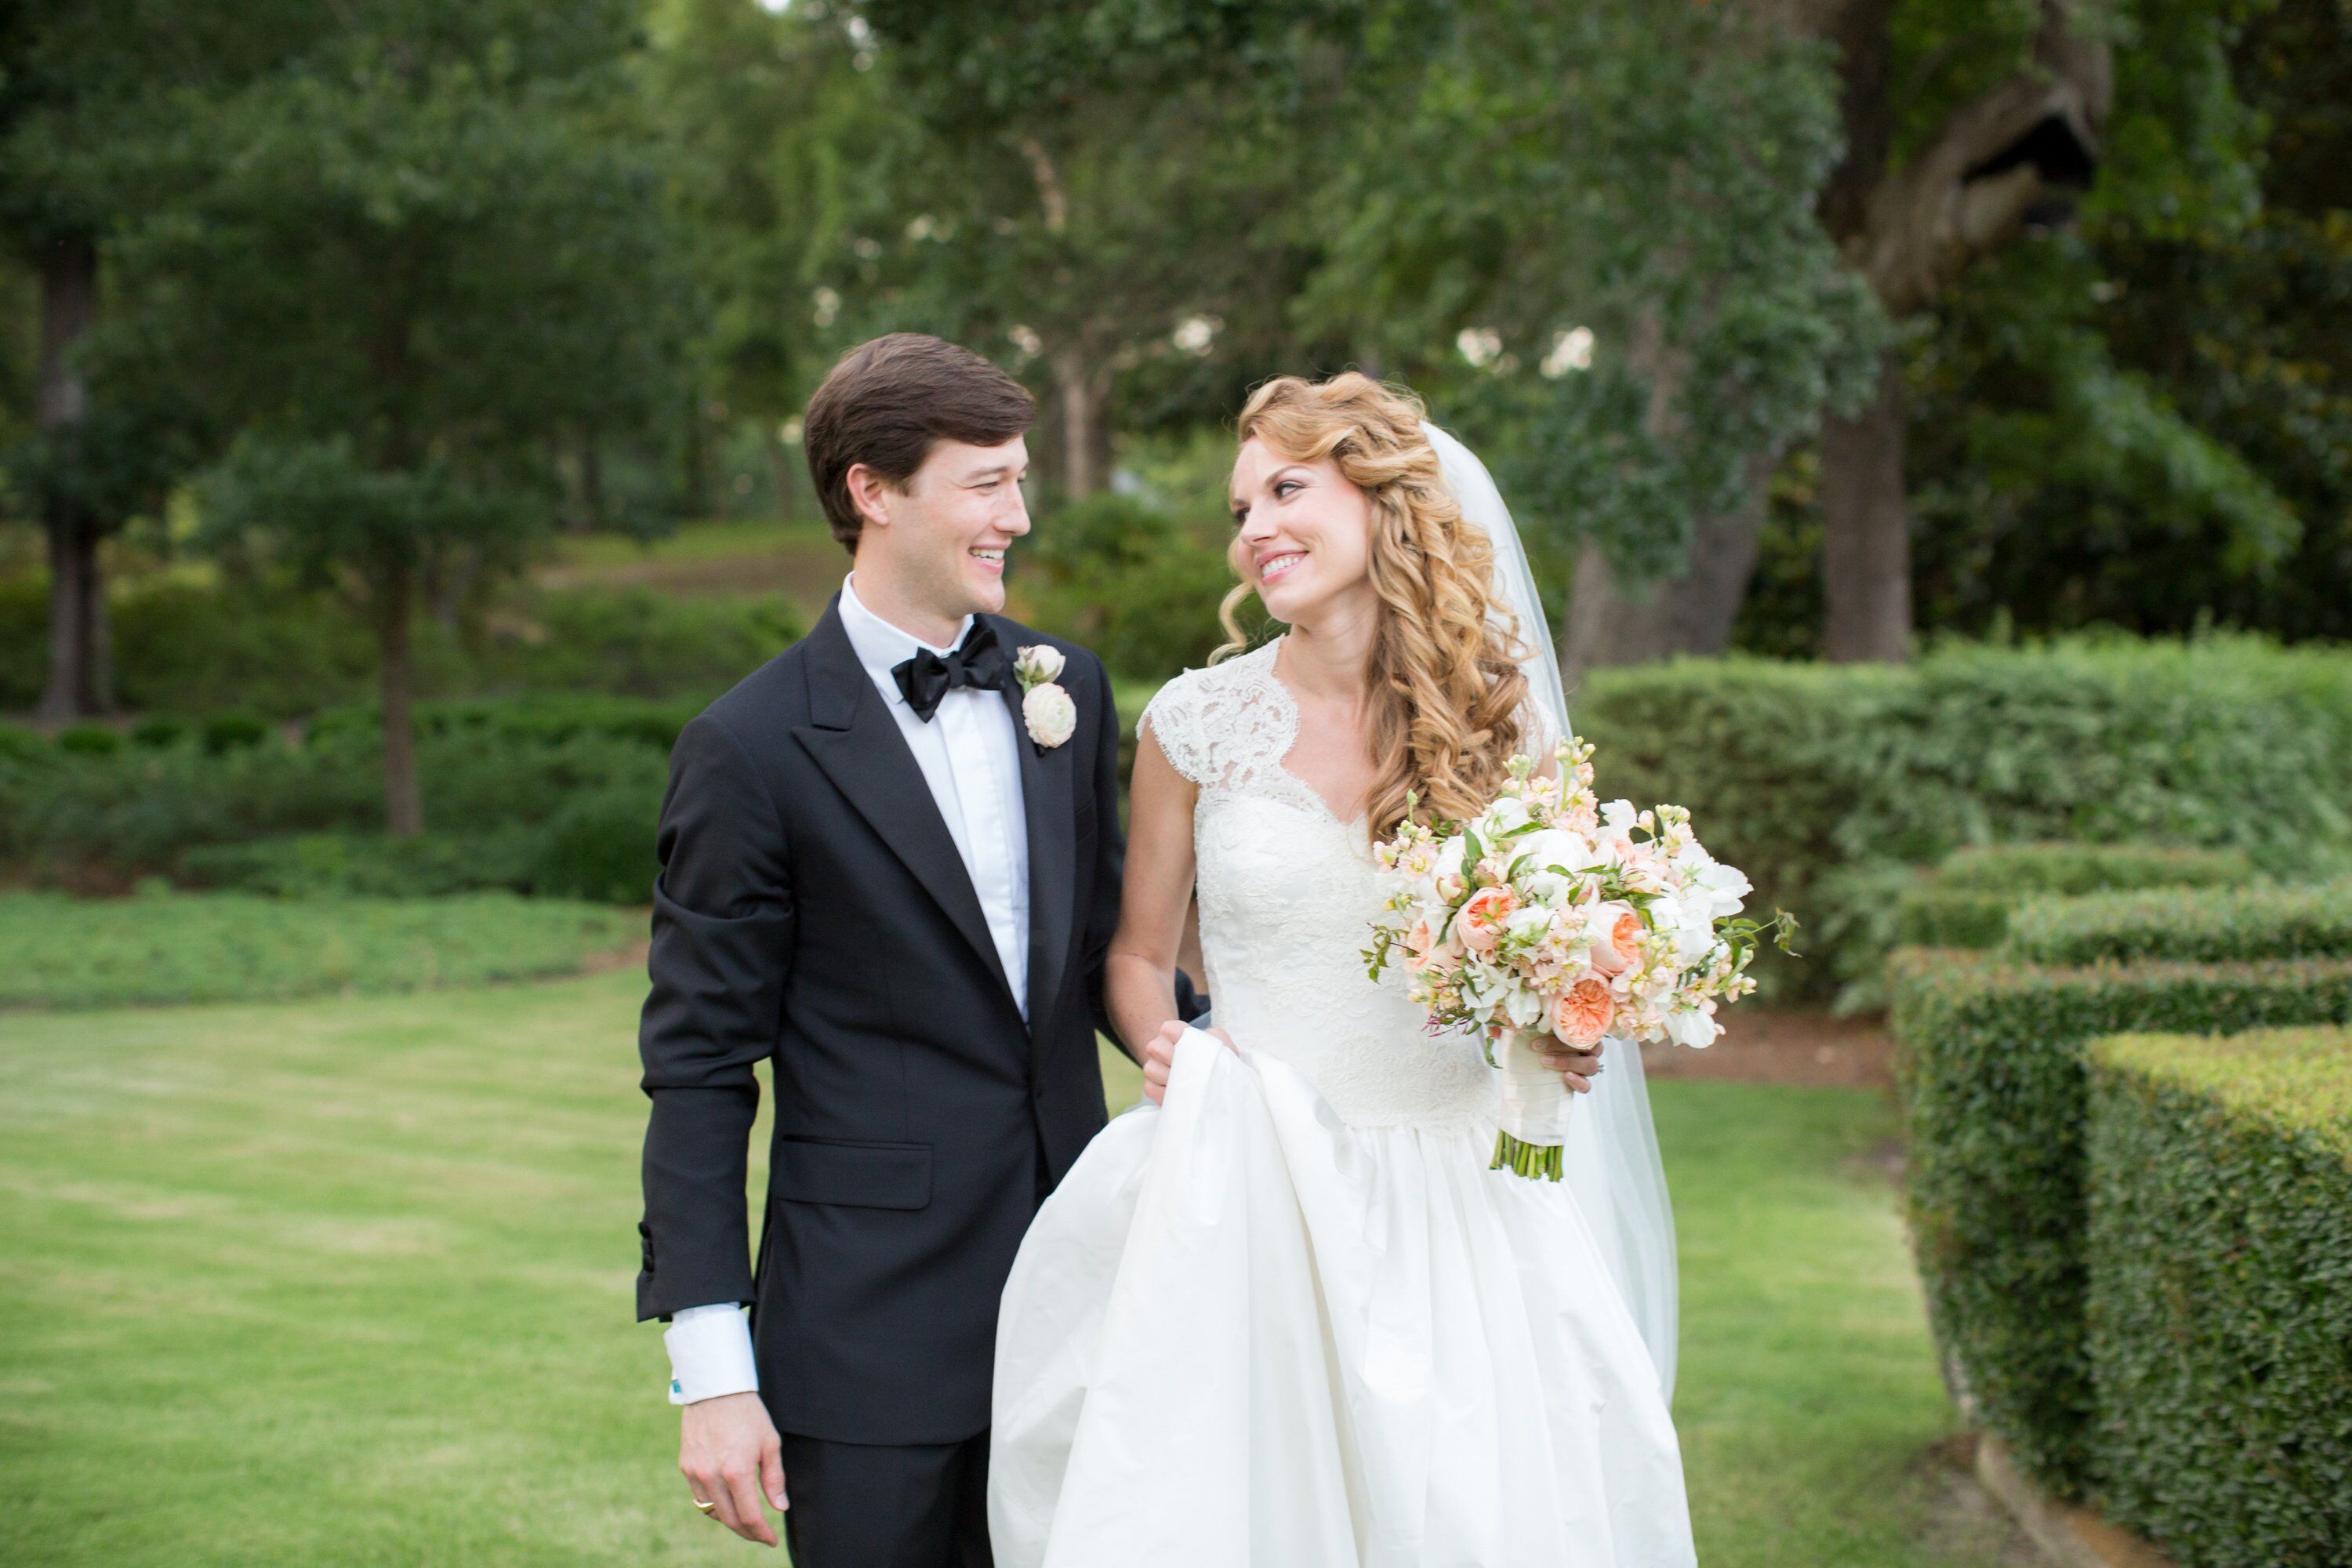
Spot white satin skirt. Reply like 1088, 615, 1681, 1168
989, 1029, 1697, 1567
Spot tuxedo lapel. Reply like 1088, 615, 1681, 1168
993, 620, 1076, 1050
793, 604, 1014, 1000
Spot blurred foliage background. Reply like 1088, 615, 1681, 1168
0, 0, 2346, 916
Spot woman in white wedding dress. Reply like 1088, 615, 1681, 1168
989, 374, 1697, 1566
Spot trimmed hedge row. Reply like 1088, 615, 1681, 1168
1897, 843, 2259, 953
1887, 948, 2352, 1496
2087, 1028, 2352, 1567
305, 692, 701, 752
0, 726, 666, 885
1572, 636, 2352, 1002
2007, 880, 2352, 967
176, 784, 662, 906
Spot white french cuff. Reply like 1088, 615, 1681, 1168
664, 1302, 759, 1406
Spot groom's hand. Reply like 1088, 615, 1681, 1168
1534, 1036, 1604, 1094
681, 1391, 786, 1547
1141, 1019, 1236, 1105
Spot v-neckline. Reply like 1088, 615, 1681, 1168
1260, 637, 1371, 830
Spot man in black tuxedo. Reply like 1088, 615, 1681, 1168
635, 334, 1189, 1563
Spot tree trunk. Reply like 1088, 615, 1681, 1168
1561, 453, 1776, 688
34, 234, 107, 721
1050, 345, 1106, 500
378, 571, 424, 837
1806, 0, 2112, 661
1820, 348, 1913, 662
37, 517, 104, 720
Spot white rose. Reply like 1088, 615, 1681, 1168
1015, 644, 1067, 685
1022, 682, 1077, 748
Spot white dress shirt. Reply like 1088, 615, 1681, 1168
666, 573, 1033, 1405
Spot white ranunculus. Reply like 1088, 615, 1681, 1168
1014, 643, 1067, 685
1022, 682, 1078, 748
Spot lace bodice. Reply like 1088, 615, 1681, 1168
1142, 640, 1497, 1131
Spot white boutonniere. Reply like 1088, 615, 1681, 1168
1014, 644, 1076, 750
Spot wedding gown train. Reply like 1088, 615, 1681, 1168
988, 641, 1698, 1567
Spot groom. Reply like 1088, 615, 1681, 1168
634, 333, 1189, 1563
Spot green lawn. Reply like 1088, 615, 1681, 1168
0, 890, 643, 1011
0, 972, 2020, 1566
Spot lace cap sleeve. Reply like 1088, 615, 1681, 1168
1140, 670, 1210, 786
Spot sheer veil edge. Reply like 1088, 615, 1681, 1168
1422, 419, 1681, 1401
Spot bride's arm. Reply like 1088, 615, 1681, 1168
1107, 721, 1203, 1101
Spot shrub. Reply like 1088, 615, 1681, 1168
178, 827, 543, 898
468, 587, 802, 699
0, 728, 665, 882
305, 691, 699, 753
2007, 880, 2352, 967
131, 716, 190, 748
1, 575, 799, 719
1576, 636, 2352, 1002
1934, 841, 2259, 896
2087, 1027, 2352, 1566
55, 724, 122, 756
1016, 491, 1237, 683
1897, 843, 2260, 953
1887, 948, 2352, 1497
528, 783, 661, 904
199, 710, 271, 753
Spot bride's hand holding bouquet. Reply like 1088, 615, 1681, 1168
1365, 731, 1795, 1180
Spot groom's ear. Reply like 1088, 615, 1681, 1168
842, 461, 904, 534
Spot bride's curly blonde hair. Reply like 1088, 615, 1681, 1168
1217, 372, 1530, 839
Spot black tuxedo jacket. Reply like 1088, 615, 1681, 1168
635, 597, 1149, 1445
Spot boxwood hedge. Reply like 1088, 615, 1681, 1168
1887, 949, 2352, 1497
1897, 843, 2259, 953
2006, 880, 2352, 967
2086, 1028, 2352, 1567
1572, 636, 2352, 1000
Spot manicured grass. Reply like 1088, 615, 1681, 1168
0, 890, 644, 1011
0, 975, 2018, 1566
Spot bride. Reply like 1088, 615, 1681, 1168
989, 373, 1697, 1566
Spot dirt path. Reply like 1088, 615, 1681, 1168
1639, 1008, 1895, 1089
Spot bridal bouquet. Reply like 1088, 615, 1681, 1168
1364, 734, 1794, 1181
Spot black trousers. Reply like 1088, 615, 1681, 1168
775, 1428, 992, 1568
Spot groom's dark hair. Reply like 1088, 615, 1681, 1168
804, 332, 1036, 553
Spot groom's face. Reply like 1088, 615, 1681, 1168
857, 435, 1032, 622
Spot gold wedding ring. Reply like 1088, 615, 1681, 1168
691, 1497, 717, 1512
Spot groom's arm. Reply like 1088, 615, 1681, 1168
637, 713, 793, 1329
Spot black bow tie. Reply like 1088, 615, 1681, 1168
892, 620, 1013, 721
